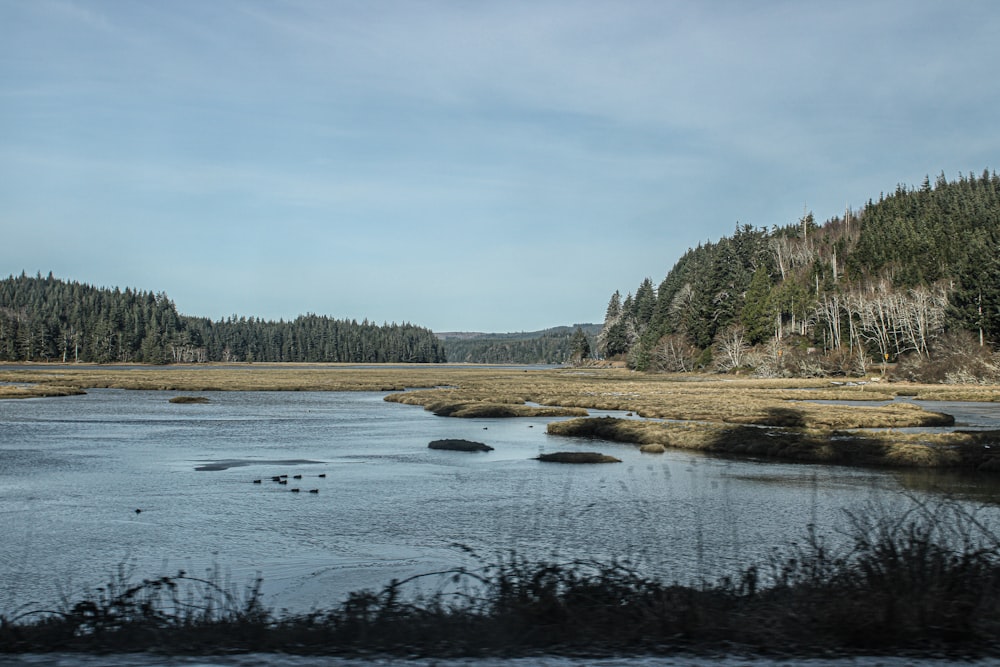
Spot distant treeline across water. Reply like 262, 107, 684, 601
0, 273, 446, 364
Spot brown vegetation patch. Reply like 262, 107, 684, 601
428, 439, 494, 452
548, 417, 1000, 471
0, 384, 86, 399
169, 395, 210, 404
384, 389, 589, 418
536, 451, 621, 463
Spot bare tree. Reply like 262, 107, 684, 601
898, 284, 948, 357
845, 280, 948, 364
816, 293, 844, 351
770, 236, 791, 281
716, 325, 750, 371
650, 333, 696, 372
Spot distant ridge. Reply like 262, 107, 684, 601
439, 324, 600, 364
436, 324, 601, 341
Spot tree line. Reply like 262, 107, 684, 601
0, 273, 446, 364
440, 325, 599, 365
599, 170, 1000, 379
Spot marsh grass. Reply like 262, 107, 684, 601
0, 364, 994, 474
548, 417, 1000, 472
4, 499, 1000, 656
168, 395, 210, 404
385, 391, 589, 418
0, 384, 85, 399
0, 364, 990, 422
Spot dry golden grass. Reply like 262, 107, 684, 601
547, 416, 1000, 471
0, 363, 471, 392
0, 364, 981, 428
0, 384, 86, 399
3, 363, 999, 470
382, 370, 954, 429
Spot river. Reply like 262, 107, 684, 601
2, 388, 999, 620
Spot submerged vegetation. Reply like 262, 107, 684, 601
428, 439, 494, 452
168, 395, 211, 404
3, 499, 999, 657
536, 451, 621, 463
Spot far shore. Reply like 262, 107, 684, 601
3, 363, 1000, 472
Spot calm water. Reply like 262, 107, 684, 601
2, 389, 1000, 615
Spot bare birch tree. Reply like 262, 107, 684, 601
716, 325, 750, 371
650, 333, 696, 372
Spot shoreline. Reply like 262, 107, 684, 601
548, 416, 1000, 473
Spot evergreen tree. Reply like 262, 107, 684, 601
569, 327, 591, 365
740, 265, 776, 345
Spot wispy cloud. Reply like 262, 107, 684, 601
2, 0, 998, 330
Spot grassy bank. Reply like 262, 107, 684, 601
3, 500, 999, 657
548, 417, 1000, 472
0, 384, 85, 399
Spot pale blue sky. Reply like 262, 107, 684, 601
2, 1, 998, 332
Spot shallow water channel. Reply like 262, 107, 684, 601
2, 389, 1000, 616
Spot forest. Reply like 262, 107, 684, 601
0, 274, 446, 364
599, 170, 1000, 382
440, 325, 599, 365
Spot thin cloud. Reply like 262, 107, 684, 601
2, 0, 998, 331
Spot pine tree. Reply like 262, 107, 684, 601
569, 327, 591, 365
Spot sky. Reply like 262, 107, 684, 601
2, 1, 998, 333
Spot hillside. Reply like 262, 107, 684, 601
601, 170, 1000, 381
439, 324, 600, 365
0, 273, 446, 364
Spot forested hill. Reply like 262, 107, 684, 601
600, 170, 1000, 380
439, 324, 600, 364
0, 274, 446, 364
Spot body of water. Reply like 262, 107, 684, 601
2, 389, 999, 615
